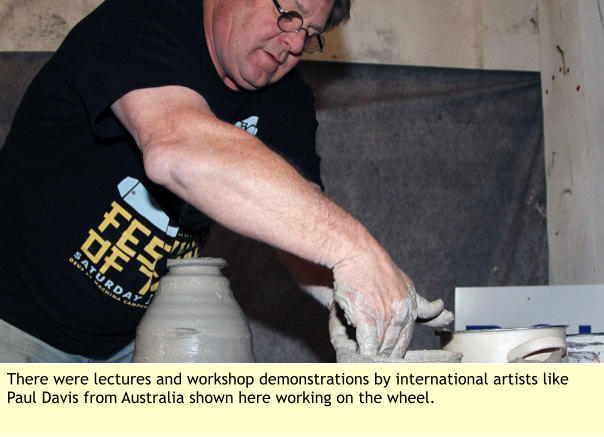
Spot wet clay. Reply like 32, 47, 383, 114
336, 349, 463, 363
132, 258, 255, 363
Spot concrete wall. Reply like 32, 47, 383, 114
315, 0, 540, 71
0, 0, 101, 50
1, 0, 540, 71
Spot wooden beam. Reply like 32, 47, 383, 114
539, 0, 604, 284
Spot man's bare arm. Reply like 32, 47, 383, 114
111, 84, 445, 356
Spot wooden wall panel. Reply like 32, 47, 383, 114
539, 0, 604, 284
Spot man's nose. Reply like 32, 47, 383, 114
283, 29, 307, 55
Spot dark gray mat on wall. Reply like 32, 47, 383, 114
1, 53, 547, 362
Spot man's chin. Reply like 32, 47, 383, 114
239, 75, 273, 91
237, 64, 285, 90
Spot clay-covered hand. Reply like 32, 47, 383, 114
389, 287, 455, 356
331, 252, 453, 357
332, 251, 418, 357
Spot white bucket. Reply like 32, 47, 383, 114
438, 326, 567, 363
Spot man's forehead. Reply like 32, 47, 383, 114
282, 0, 332, 18
292, 0, 309, 16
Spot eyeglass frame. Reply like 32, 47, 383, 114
271, 0, 325, 54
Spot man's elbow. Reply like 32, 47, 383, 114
141, 141, 175, 187
139, 113, 201, 189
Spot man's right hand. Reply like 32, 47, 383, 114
331, 245, 453, 357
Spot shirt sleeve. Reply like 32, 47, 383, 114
260, 72, 325, 191
51, 0, 205, 138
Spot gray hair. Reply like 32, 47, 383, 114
325, 0, 351, 32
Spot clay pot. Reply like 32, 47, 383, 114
132, 258, 255, 363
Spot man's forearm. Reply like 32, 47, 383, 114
142, 110, 374, 269
112, 85, 442, 358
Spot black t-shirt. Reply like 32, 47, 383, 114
0, 0, 323, 358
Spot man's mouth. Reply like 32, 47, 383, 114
264, 50, 285, 66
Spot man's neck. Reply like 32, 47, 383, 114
203, 0, 240, 91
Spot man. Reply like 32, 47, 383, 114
0, 0, 452, 362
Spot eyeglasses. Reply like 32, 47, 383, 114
272, 0, 325, 54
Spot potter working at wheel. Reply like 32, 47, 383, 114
0, 0, 453, 362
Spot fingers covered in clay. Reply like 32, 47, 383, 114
332, 253, 418, 357
389, 321, 414, 358
415, 295, 454, 328
379, 323, 403, 356
356, 321, 379, 356
333, 283, 381, 355
419, 309, 454, 328
328, 305, 358, 353
416, 295, 444, 319
378, 298, 414, 356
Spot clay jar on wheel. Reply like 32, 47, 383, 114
132, 258, 255, 362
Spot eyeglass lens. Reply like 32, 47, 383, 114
303, 34, 323, 53
277, 13, 324, 53
277, 12, 303, 32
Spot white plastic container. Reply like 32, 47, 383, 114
438, 326, 567, 363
